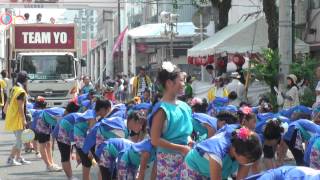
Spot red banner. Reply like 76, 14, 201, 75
112, 26, 128, 55
14, 24, 75, 51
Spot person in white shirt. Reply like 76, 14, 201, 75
315, 66, 320, 107
282, 74, 300, 109
226, 72, 245, 102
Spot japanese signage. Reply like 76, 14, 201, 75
14, 24, 75, 51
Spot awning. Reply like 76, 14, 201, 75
188, 16, 310, 57
127, 22, 197, 40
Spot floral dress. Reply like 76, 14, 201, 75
149, 101, 193, 179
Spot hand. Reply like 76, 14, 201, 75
187, 137, 195, 148
179, 145, 191, 156
23, 120, 27, 129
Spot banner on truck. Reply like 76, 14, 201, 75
14, 24, 75, 51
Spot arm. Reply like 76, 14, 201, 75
204, 123, 216, 138
209, 157, 222, 180
137, 152, 150, 180
150, 109, 190, 155
236, 165, 251, 180
151, 160, 157, 180
88, 119, 96, 128
17, 94, 26, 128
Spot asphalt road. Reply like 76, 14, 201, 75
0, 120, 100, 180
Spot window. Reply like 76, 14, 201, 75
311, 0, 320, 9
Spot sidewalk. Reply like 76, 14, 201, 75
0, 120, 99, 180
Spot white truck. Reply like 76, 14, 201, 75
5, 24, 84, 107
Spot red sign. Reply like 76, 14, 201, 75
14, 24, 75, 51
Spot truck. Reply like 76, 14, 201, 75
5, 23, 84, 107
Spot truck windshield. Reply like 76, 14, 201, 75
21, 55, 75, 80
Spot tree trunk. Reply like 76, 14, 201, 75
210, 0, 232, 31
263, 0, 279, 50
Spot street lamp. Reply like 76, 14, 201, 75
160, 11, 179, 61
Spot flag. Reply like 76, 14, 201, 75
112, 26, 128, 55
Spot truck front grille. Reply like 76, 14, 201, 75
29, 90, 69, 98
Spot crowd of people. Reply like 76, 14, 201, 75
2, 61, 320, 180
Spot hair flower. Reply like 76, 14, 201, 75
240, 106, 252, 115
190, 97, 202, 106
237, 127, 251, 141
162, 61, 176, 73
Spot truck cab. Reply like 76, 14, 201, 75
17, 52, 78, 107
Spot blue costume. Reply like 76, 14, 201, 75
183, 125, 239, 179
82, 116, 127, 154
246, 166, 320, 180
192, 113, 218, 141
52, 112, 82, 145
74, 110, 96, 149
95, 138, 133, 171
279, 105, 312, 119
118, 139, 156, 179
148, 100, 193, 179
304, 134, 320, 169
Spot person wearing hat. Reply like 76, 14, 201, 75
4, 71, 31, 166
132, 66, 152, 97
226, 72, 245, 103
282, 74, 300, 109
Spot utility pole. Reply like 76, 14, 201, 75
86, 10, 92, 80
278, 0, 293, 92
118, 0, 121, 74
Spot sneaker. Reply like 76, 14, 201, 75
17, 157, 31, 165
6, 157, 22, 166
35, 152, 42, 159
47, 165, 62, 172
68, 176, 79, 180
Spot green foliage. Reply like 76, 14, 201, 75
250, 48, 280, 91
290, 56, 319, 85
250, 49, 318, 108
290, 56, 319, 107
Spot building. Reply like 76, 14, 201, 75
298, 0, 320, 58
0, 8, 6, 70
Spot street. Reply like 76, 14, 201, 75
0, 120, 99, 180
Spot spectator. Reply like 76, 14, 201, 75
24, 13, 29, 24
80, 76, 93, 94
36, 13, 42, 23
315, 66, 320, 106
226, 72, 245, 102
282, 74, 300, 109
228, 91, 240, 106
116, 74, 125, 102
141, 88, 151, 103
122, 74, 129, 101
0, 70, 10, 119
132, 66, 152, 97
4, 71, 31, 166
184, 75, 194, 99
205, 64, 215, 83
207, 76, 229, 103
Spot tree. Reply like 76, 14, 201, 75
263, 0, 278, 50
